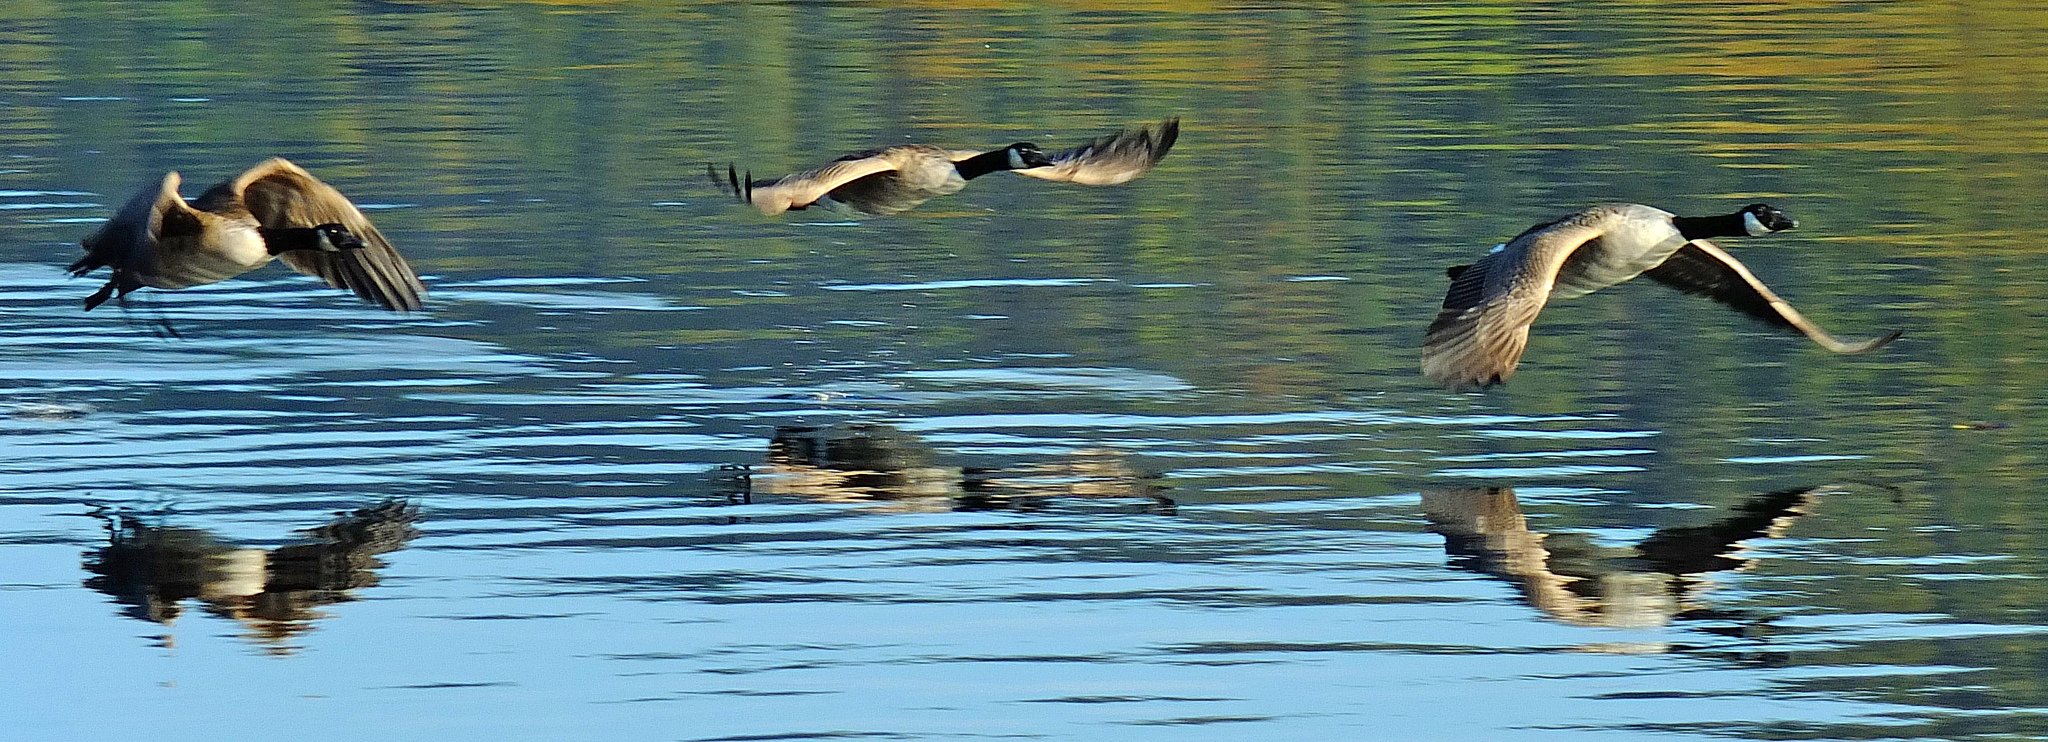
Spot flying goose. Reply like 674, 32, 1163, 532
712, 118, 1180, 217
68, 158, 425, 312
1421, 203, 1901, 388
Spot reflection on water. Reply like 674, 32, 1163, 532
2, 2, 2046, 740
744, 423, 1173, 514
1424, 484, 1832, 630
83, 500, 418, 653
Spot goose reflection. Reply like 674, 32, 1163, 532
83, 499, 418, 653
1422, 484, 1833, 628
739, 424, 1172, 514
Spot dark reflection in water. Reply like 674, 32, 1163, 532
1423, 484, 1835, 629
2, 2, 2044, 739
82, 500, 418, 653
741, 423, 1174, 515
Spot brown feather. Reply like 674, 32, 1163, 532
1009, 118, 1180, 186
226, 158, 425, 311
1421, 222, 1605, 389
734, 153, 910, 215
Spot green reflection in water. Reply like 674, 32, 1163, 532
2, 2, 2046, 737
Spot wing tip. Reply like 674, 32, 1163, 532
1154, 117, 1181, 157
1805, 322, 1903, 355
1422, 365, 1510, 392
82, 283, 115, 312
1421, 337, 1517, 391
707, 163, 753, 205
381, 285, 427, 313
712, 163, 761, 209
1848, 328, 1904, 354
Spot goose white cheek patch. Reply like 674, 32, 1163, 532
1743, 211, 1769, 236
1008, 149, 1028, 169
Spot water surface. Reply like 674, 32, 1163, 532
4, 3, 2047, 740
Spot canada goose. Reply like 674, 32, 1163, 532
1421, 203, 1901, 388
1424, 483, 1835, 627
86, 499, 418, 650
712, 118, 1179, 217
741, 424, 1172, 514
68, 158, 425, 312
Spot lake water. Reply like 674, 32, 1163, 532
4, 3, 2047, 740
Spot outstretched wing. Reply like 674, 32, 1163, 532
1007, 118, 1180, 186
74, 172, 192, 276
209, 158, 425, 311
1421, 222, 1606, 389
1643, 240, 1901, 354
714, 152, 904, 215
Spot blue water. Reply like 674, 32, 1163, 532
5, 3, 2047, 740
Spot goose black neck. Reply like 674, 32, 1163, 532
953, 148, 1015, 181
261, 226, 327, 255
1671, 213, 1748, 240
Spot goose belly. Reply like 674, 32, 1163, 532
142, 227, 273, 289
1550, 224, 1687, 300
829, 168, 964, 215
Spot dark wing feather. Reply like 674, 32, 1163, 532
1009, 118, 1179, 186
73, 172, 187, 277
219, 158, 425, 311
1643, 241, 1900, 354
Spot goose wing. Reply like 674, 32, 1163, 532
211, 158, 425, 311
1006, 118, 1179, 186
1635, 484, 1828, 575
1421, 221, 1606, 388
74, 172, 195, 275
1642, 240, 1900, 353
713, 152, 905, 215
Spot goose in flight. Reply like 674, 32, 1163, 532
713, 118, 1179, 217
69, 157, 425, 312
1421, 203, 1900, 388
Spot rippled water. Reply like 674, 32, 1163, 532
4, 3, 2048, 740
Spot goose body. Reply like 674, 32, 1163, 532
1422, 203, 1900, 389
715, 118, 1179, 217
801, 144, 977, 216
69, 158, 425, 312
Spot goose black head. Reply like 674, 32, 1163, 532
1007, 142, 1054, 169
1740, 203, 1797, 236
314, 223, 367, 252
